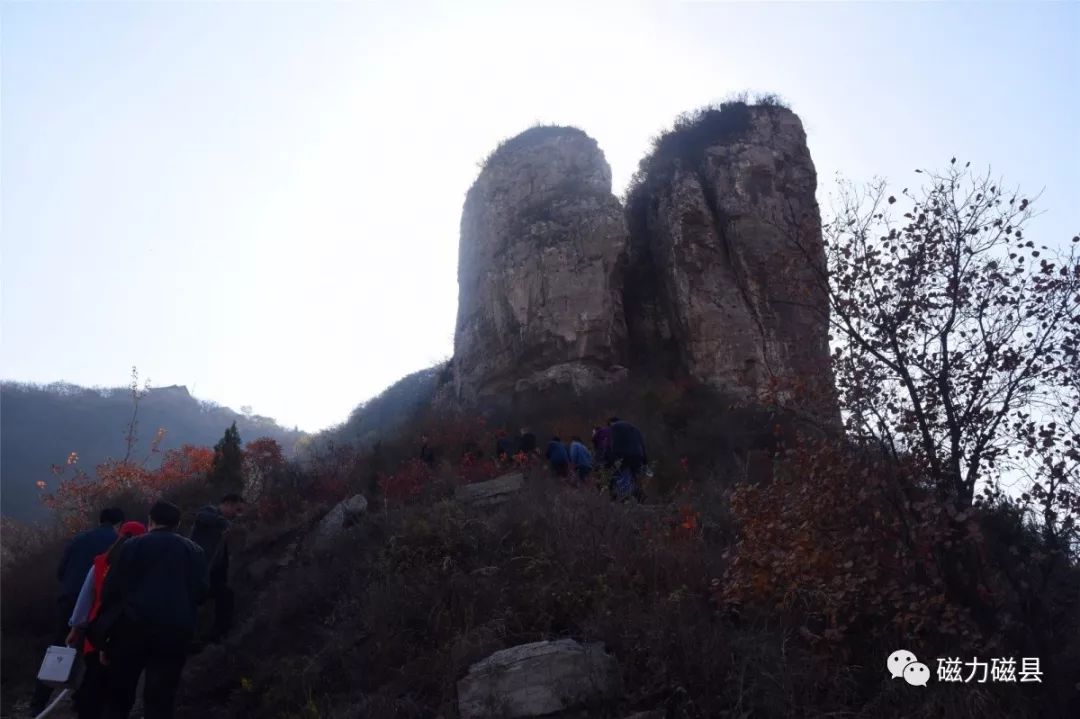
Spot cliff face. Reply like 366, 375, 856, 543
625, 105, 836, 422
449, 127, 630, 406
445, 104, 837, 424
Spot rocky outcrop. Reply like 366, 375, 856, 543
457, 639, 621, 718
447, 126, 629, 407
625, 104, 837, 423
308, 494, 367, 551
443, 104, 837, 425
455, 472, 524, 508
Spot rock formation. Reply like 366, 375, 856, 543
447, 126, 630, 406
457, 639, 620, 718
625, 103, 837, 422
442, 103, 837, 425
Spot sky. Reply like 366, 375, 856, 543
2, 1, 1077, 433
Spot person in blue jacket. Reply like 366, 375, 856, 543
29, 507, 125, 715
545, 435, 570, 478
568, 436, 594, 483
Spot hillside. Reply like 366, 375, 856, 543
0, 381, 305, 521
311, 364, 445, 453
1, 99, 1076, 719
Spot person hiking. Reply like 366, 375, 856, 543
64, 521, 148, 719
518, 428, 537, 455
568, 436, 594, 483
545, 435, 570, 478
608, 418, 648, 501
30, 507, 125, 715
189, 494, 244, 643
95, 501, 208, 719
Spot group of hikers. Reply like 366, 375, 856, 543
30, 494, 245, 719
492, 416, 649, 501
29, 418, 646, 718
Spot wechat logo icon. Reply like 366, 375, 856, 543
888, 649, 930, 686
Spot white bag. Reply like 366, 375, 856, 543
36, 646, 82, 689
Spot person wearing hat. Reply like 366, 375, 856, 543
65, 520, 147, 719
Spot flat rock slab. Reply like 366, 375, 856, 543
455, 473, 524, 508
458, 638, 620, 718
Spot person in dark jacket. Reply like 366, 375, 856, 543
97, 501, 208, 719
518, 428, 537, 455
29, 507, 125, 714
189, 494, 244, 642
608, 418, 648, 501
545, 436, 570, 477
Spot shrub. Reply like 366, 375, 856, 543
722, 436, 1080, 713
624, 93, 792, 236
378, 459, 436, 504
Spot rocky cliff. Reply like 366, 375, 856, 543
443, 103, 837, 424
448, 126, 630, 406
625, 103, 836, 422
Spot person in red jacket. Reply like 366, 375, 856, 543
65, 520, 147, 719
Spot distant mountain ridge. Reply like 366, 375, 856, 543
0, 381, 306, 521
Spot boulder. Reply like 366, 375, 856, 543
455, 473, 524, 508
446, 126, 629, 407
309, 494, 367, 550
457, 639, 621, 719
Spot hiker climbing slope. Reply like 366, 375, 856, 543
608, 418, 647, 501
30, 507, 125, 715
189, 494, 245, 643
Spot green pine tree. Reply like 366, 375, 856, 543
209, 421, 244, 493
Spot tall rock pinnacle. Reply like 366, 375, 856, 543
448, 126, 630, 406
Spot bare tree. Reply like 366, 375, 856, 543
798, 162, 1078, 528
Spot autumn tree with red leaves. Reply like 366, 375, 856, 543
243, 436, 287, 501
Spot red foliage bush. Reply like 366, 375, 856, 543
378, 459, 435, 504
457, 452, 500, 485
721, 439, 987, 644
44, 444, 214, 531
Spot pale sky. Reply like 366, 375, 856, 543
2, 1, 1077, 432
